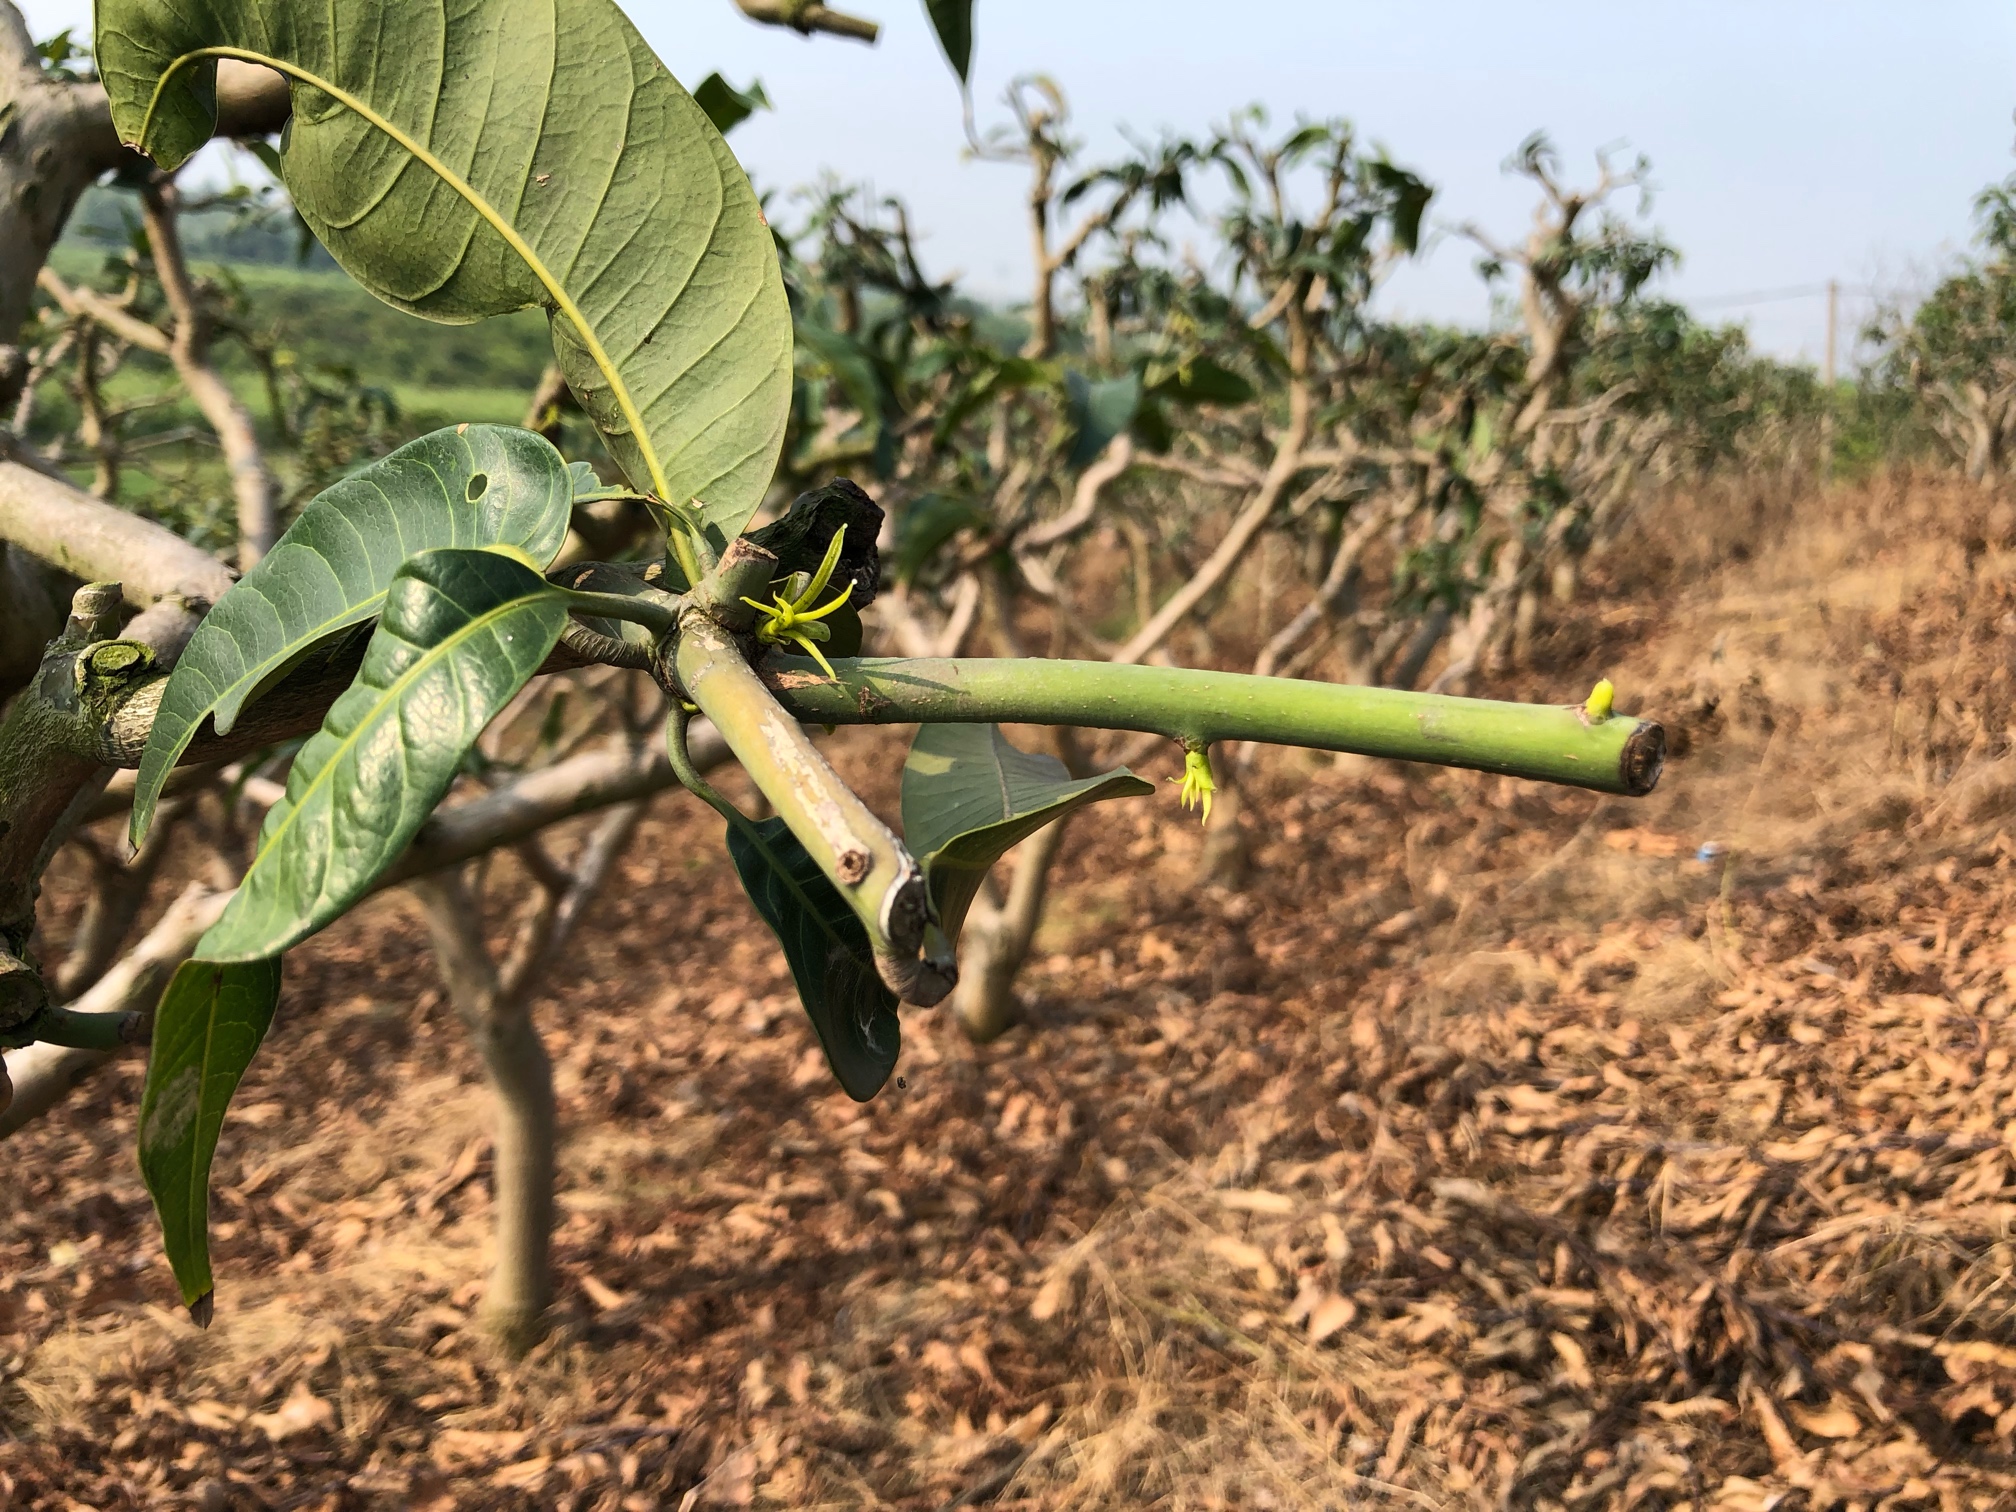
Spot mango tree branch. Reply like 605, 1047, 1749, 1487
0, 882, 229, 1135
1114, 290, 1315, 666
0, 5, 288, 353
729, 0, 879, 42
139, 181, 280, 565
674, 613, 949, 1003
765, 656, 1666, 797
0, 460, 236, 608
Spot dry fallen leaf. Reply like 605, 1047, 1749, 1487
250, 1380, 335, 1441
1308, 1293, 1357, 1344
1789, 1400, 1863, 1439
1206, 1235, 1281, 1290
1216, 1188, 1295, 1215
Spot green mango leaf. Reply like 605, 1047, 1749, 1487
901, 724, 1152, 944
98, 0, 793, 547
138, 955, 284, 1317
895, 493, 988, 584
922, 0, 974, 83
1369, 160, 1434, 255
1146, 355, 1256, 407
130, 425, 573, 850
795, 318, 893, 441
1064, 370, 1143, 470
200, 548, 568, 961
932, 354, 1051, 448
692, 72, 770, 135
725, 816, 900, 1101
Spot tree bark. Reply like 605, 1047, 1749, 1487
0, 458, 235, 610
408, 799, 643, 1354
950, 817, 1070, 1043
0, 882, 228, 1137
411, 868, 555, 1354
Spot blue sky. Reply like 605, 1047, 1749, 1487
27, 1, 2015, 362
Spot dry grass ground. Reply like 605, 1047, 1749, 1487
3, 471, 2015, 1510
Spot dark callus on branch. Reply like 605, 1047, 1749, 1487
745, 479, 884, 608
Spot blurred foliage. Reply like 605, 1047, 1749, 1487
1866, 172, 2016, 481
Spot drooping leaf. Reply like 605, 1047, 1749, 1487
901, 724, 1151, 944
130, 426, 573, 849
199, 548, 568, 961
726, 816, 900, 1101
98, 0, 793, 545
1369, 160, 1434, 255
138, 955, 285, 1315
922, 0, 974, 82
691, 71, 770, 135
1064, 370, 1143, 470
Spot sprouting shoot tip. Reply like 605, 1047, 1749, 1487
1584, 678, 1615, 722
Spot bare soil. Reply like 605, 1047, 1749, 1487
3, 473, 2015, 1510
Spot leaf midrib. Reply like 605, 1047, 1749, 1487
185, 966, 220, 1274
246, 589, 552, 899
138, 44, 688, 561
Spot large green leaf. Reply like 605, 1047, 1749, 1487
138, 955, 284, 1317
130, 425, 573, 849
1064, 371, 1143, 470
901, 724, 1151, 943
923, 0, 974, 83
97, 0, 793, 546
199, 548, 568, 961
725, 816, 900, 1101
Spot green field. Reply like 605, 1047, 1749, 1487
30, 243, 560, 542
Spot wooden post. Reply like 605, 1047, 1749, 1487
1822, 278, 1839, 477
1824, 278, 1838, 389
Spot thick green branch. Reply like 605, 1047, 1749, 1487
764, 657, 1665, 797
675, 617, 949, 1002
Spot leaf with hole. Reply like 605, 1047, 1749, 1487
98, 0, 792, 548
137, 955, 284, 1315
130, 425, 573, 849
198, 548, 569, 961
725, 816, 900, 1101
901, 723, 1152, 945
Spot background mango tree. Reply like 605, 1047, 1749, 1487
0, 0, 1662, 1354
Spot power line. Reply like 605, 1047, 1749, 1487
1686, 281, 1877, 311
